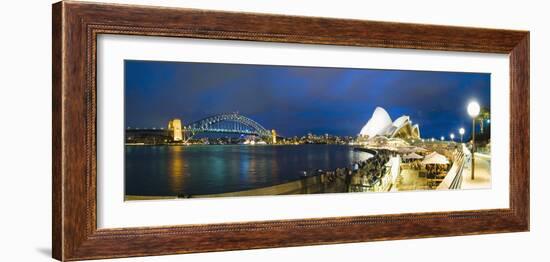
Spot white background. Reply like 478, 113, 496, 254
0, 0, 547, 261
98, 35, 509, 228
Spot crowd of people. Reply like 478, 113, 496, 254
308, 144, 464, 192
309, 149, 394, 192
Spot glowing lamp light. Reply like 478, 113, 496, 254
467, 101, 481, 118
459, 128, 465, 135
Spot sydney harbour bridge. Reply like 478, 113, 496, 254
183, 113, 271, 137
127, 113, 277, 144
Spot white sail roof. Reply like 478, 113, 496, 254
392, 115, 410, 128
359, 107, 393, 138
359, 107, 421, 140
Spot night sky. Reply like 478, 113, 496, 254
125, 60, 490, 139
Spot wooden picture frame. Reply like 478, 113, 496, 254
52, 1, 529, 261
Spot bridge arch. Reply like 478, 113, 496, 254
184, 113, 272, 138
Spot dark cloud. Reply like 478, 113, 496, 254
125, 60, 490, 138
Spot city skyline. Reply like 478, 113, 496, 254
125, 60, 491, 138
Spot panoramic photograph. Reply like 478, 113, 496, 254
124, 60, 491, 200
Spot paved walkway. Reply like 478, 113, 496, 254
395, 168, 428, 191
461, 153, 491, 189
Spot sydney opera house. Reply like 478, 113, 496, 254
358, 107, 420, 141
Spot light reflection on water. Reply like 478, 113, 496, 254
125, 144, 371, 196
168, 146, 185, 193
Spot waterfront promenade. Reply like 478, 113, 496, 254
461, 153, 491, 189
125, 147, 391, 199
394, 169, 427, 191
124, 142, 491, 200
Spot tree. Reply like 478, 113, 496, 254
478, 107, 490, 134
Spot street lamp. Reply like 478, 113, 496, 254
467, 101, 481, 180
459, 127, 465, 142
440, 136, 444, 141
450, 133, 455, 141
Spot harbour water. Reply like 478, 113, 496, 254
125, 144, 372, 197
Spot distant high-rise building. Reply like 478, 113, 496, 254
167, 119, 183, 142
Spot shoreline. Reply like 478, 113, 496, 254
125, 168, 347, 201
125, 171, 336, 200
125, 143, 357, 147
125, 146, 386, 201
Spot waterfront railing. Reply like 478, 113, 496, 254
437, 145, 469, 190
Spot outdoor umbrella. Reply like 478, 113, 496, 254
414, 147, 428, 152
403, 152, 424, 160
421, 152, 449, 165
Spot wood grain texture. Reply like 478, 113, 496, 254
52, 2, 63, 260
52, 1, 530, 261
509, 35, 530, 227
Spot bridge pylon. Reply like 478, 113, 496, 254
271, 129, 277, 144
167, 119, 183, 142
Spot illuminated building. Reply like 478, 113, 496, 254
167, 119, 183, 142
358, 107, 420, 140
271, 129, 277, 144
